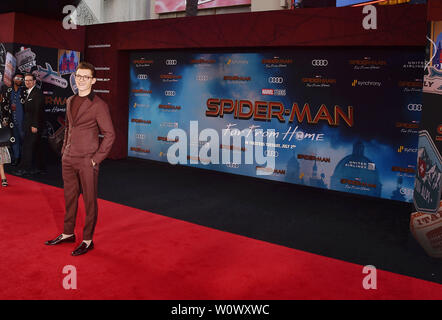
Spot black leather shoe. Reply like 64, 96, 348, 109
45, 234, 76, 245
72, 241, 94, 256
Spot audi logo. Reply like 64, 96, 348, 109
165, 90, 176, 96
166, 59, 177, 66
226, 163, 240, 168
197, 75, 209, 81
137, 74, 148, 80
265, 150, 279, 157
268, 77, 284, 84
312, 59, 328, 66
135, 134, 145, 139
407, 104, 422, 111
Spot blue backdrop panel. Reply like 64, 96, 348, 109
128, 47, 424, 202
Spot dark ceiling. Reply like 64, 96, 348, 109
0, 0, 82, 20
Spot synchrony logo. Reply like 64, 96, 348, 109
352, 80, 381, 87
397, 146, 417, 153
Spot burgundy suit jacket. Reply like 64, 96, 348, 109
61, 93, 115, 164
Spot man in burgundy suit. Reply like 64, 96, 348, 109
45, 62, 115, 256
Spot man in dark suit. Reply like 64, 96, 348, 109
45, 62, 115, 256
14, 73, 44, 176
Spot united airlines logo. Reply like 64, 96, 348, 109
268, 77, 284, 84
311, 59, 328, 67
165, 59, 177, 66
165, 90, 176, 96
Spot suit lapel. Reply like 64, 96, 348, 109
73, 96, 92, 125
25, 88, 34, 103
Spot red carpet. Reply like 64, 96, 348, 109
0, 174, 441, 300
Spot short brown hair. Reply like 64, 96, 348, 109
76, 61, 95, 78
24, 73, 36, 80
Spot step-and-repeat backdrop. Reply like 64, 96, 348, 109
128, 48, 424, 202
0, 42, 80, 154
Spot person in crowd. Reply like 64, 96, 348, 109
45, 62, 115, 256
14, 73, 45, 176
0, 91, 12, 186
6, 73, 26, 166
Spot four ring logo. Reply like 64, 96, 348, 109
196, 75, 209, 81
137, 74, 148, 80
265, 150, 279, 157
268, 77, 283, 84
165, 90, 176, 96
400, 187, 413, 196
135, 134, 145, 139
312, 59, 328, 66
226, 163, 240, 169
407, 104, 422, 112
166, 59, 177, 66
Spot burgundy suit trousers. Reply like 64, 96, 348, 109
62, 155, 99, 240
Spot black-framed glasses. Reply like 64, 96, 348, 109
75, 74, 94, 81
